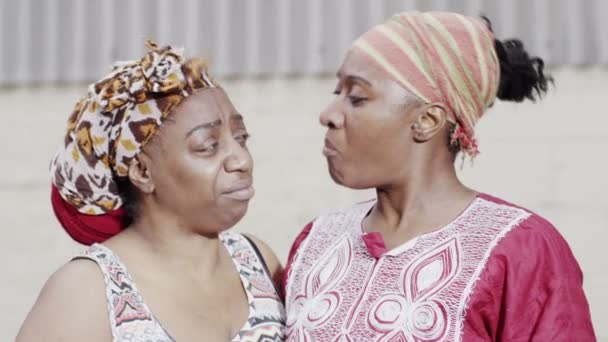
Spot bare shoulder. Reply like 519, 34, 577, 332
16, 259, 111, 342
244, 234, 283, 289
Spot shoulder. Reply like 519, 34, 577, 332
282, 200, 375, 290
480, 194, 582, 274
243, 234, 282, 272
16, 259, 111, 342
504, 212, 579, 269
287, 199, 375, 257
481, 194, 571, 250
242, 234, 283, 288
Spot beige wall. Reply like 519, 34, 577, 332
1, 68, 606, 340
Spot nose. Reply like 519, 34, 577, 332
319, 101, 345, 129
224, 141, 253, 174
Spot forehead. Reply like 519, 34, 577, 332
173, 87, 238, 122
339, 50, 421, 105
338, 50, 386, 83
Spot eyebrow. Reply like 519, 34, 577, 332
336, 72, 372, 87
230, 113, 244, 122
185, 119, 221, 137
185, 113, 244, 137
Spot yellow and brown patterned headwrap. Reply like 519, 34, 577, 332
50, 40, 218, 215
352, 11, 500, 158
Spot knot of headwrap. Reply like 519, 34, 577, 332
93, 41, 187, 113
50, 40, 218, 243
352, 11, 500, 158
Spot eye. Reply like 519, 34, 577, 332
234, 132, 250, 146
196, 141, 219, 154
348, 96, 367, 106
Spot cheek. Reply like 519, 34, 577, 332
155, 154, 220, 204
338, 115, 410, 185
182, 159, 221, 199
345, 115, 402, 161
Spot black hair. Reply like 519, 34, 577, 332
482, 16, 553, 102
115, 177, 138, 226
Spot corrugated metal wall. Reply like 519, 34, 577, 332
1, 0, 606, 85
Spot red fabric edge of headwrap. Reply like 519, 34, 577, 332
51, 184, 125, 245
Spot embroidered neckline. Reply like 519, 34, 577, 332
357, 194, 482, 258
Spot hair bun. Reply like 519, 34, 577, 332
494, 38, 552, 102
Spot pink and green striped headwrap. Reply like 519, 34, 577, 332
352, 11, 500, 158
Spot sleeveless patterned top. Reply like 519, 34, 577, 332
76, 231, 285, 342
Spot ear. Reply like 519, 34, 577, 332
127, 156, 155, 194
411, 103, 449, 142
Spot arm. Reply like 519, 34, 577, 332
16, 259, 111, 342
463, 215, 596, 341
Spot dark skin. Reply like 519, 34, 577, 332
321, 50, 478, 250
17, 88, 282, 342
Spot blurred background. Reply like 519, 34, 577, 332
1, 0, 606, 340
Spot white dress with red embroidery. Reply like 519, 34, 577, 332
77, 231, 285, 342
283, 194, 595, 341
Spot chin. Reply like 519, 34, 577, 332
327, 159, 345, 184
222, 203, 250, 229
328, 165, 359, 189
328, 163, 375, 190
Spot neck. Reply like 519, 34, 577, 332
371, 150, 475, 234
122, 208, 225, 277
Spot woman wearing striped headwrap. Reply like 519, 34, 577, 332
18, 41, 285, 342
283, 12, 595, 341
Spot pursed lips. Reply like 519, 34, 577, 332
323, 138, 339, 157
222, 179, 255, 201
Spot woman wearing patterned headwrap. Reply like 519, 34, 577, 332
283, 12, 595, 341
17, 41, 285, 342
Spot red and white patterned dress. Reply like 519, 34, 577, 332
283, 194, 595, 341
77, 231, 285, 342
